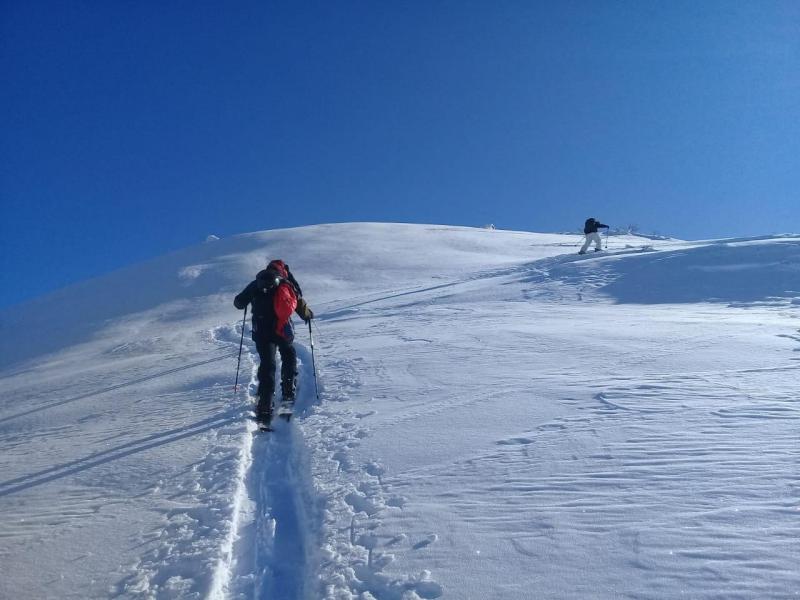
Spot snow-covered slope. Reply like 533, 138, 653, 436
1, 224, 798, 599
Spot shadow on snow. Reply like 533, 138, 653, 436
598, 239, 800, 305
0, 410, 242, 498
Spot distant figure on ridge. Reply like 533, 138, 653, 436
579, 218, 609, 254
234, 260, 313, 428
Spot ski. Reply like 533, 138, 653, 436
247, 400, 293, 431
277, 399, 295, 422
248, 413, 274, 432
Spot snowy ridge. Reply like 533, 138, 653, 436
1, 224, 799, 599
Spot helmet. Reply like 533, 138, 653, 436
266, 259, 289, 278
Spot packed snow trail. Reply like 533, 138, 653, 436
214, 338, 320, 600
256, 428, 309, 599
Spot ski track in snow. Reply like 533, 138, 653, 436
212, 333, 319, 600
211, 322, 444, 599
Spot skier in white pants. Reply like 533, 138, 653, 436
579, 218, 609, 254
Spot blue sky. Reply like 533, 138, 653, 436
2, 1, 798, 307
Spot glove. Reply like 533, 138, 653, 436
304, 309, 314, 323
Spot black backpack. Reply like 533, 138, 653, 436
250, 269, 285, 327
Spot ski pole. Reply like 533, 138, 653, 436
308, 319, 320, 401
604, 227, 609, 250
233, 305, 247, 396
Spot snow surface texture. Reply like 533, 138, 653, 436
1, 223, 798, 599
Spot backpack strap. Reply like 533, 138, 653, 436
284, 264, 303, 297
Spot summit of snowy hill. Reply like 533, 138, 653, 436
1, 223, 798, 599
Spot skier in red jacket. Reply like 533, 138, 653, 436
234, 260, 313, 423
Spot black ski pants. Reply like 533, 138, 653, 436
254, 334, 297, 410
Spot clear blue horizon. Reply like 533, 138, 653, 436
2, 1, 798, 308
